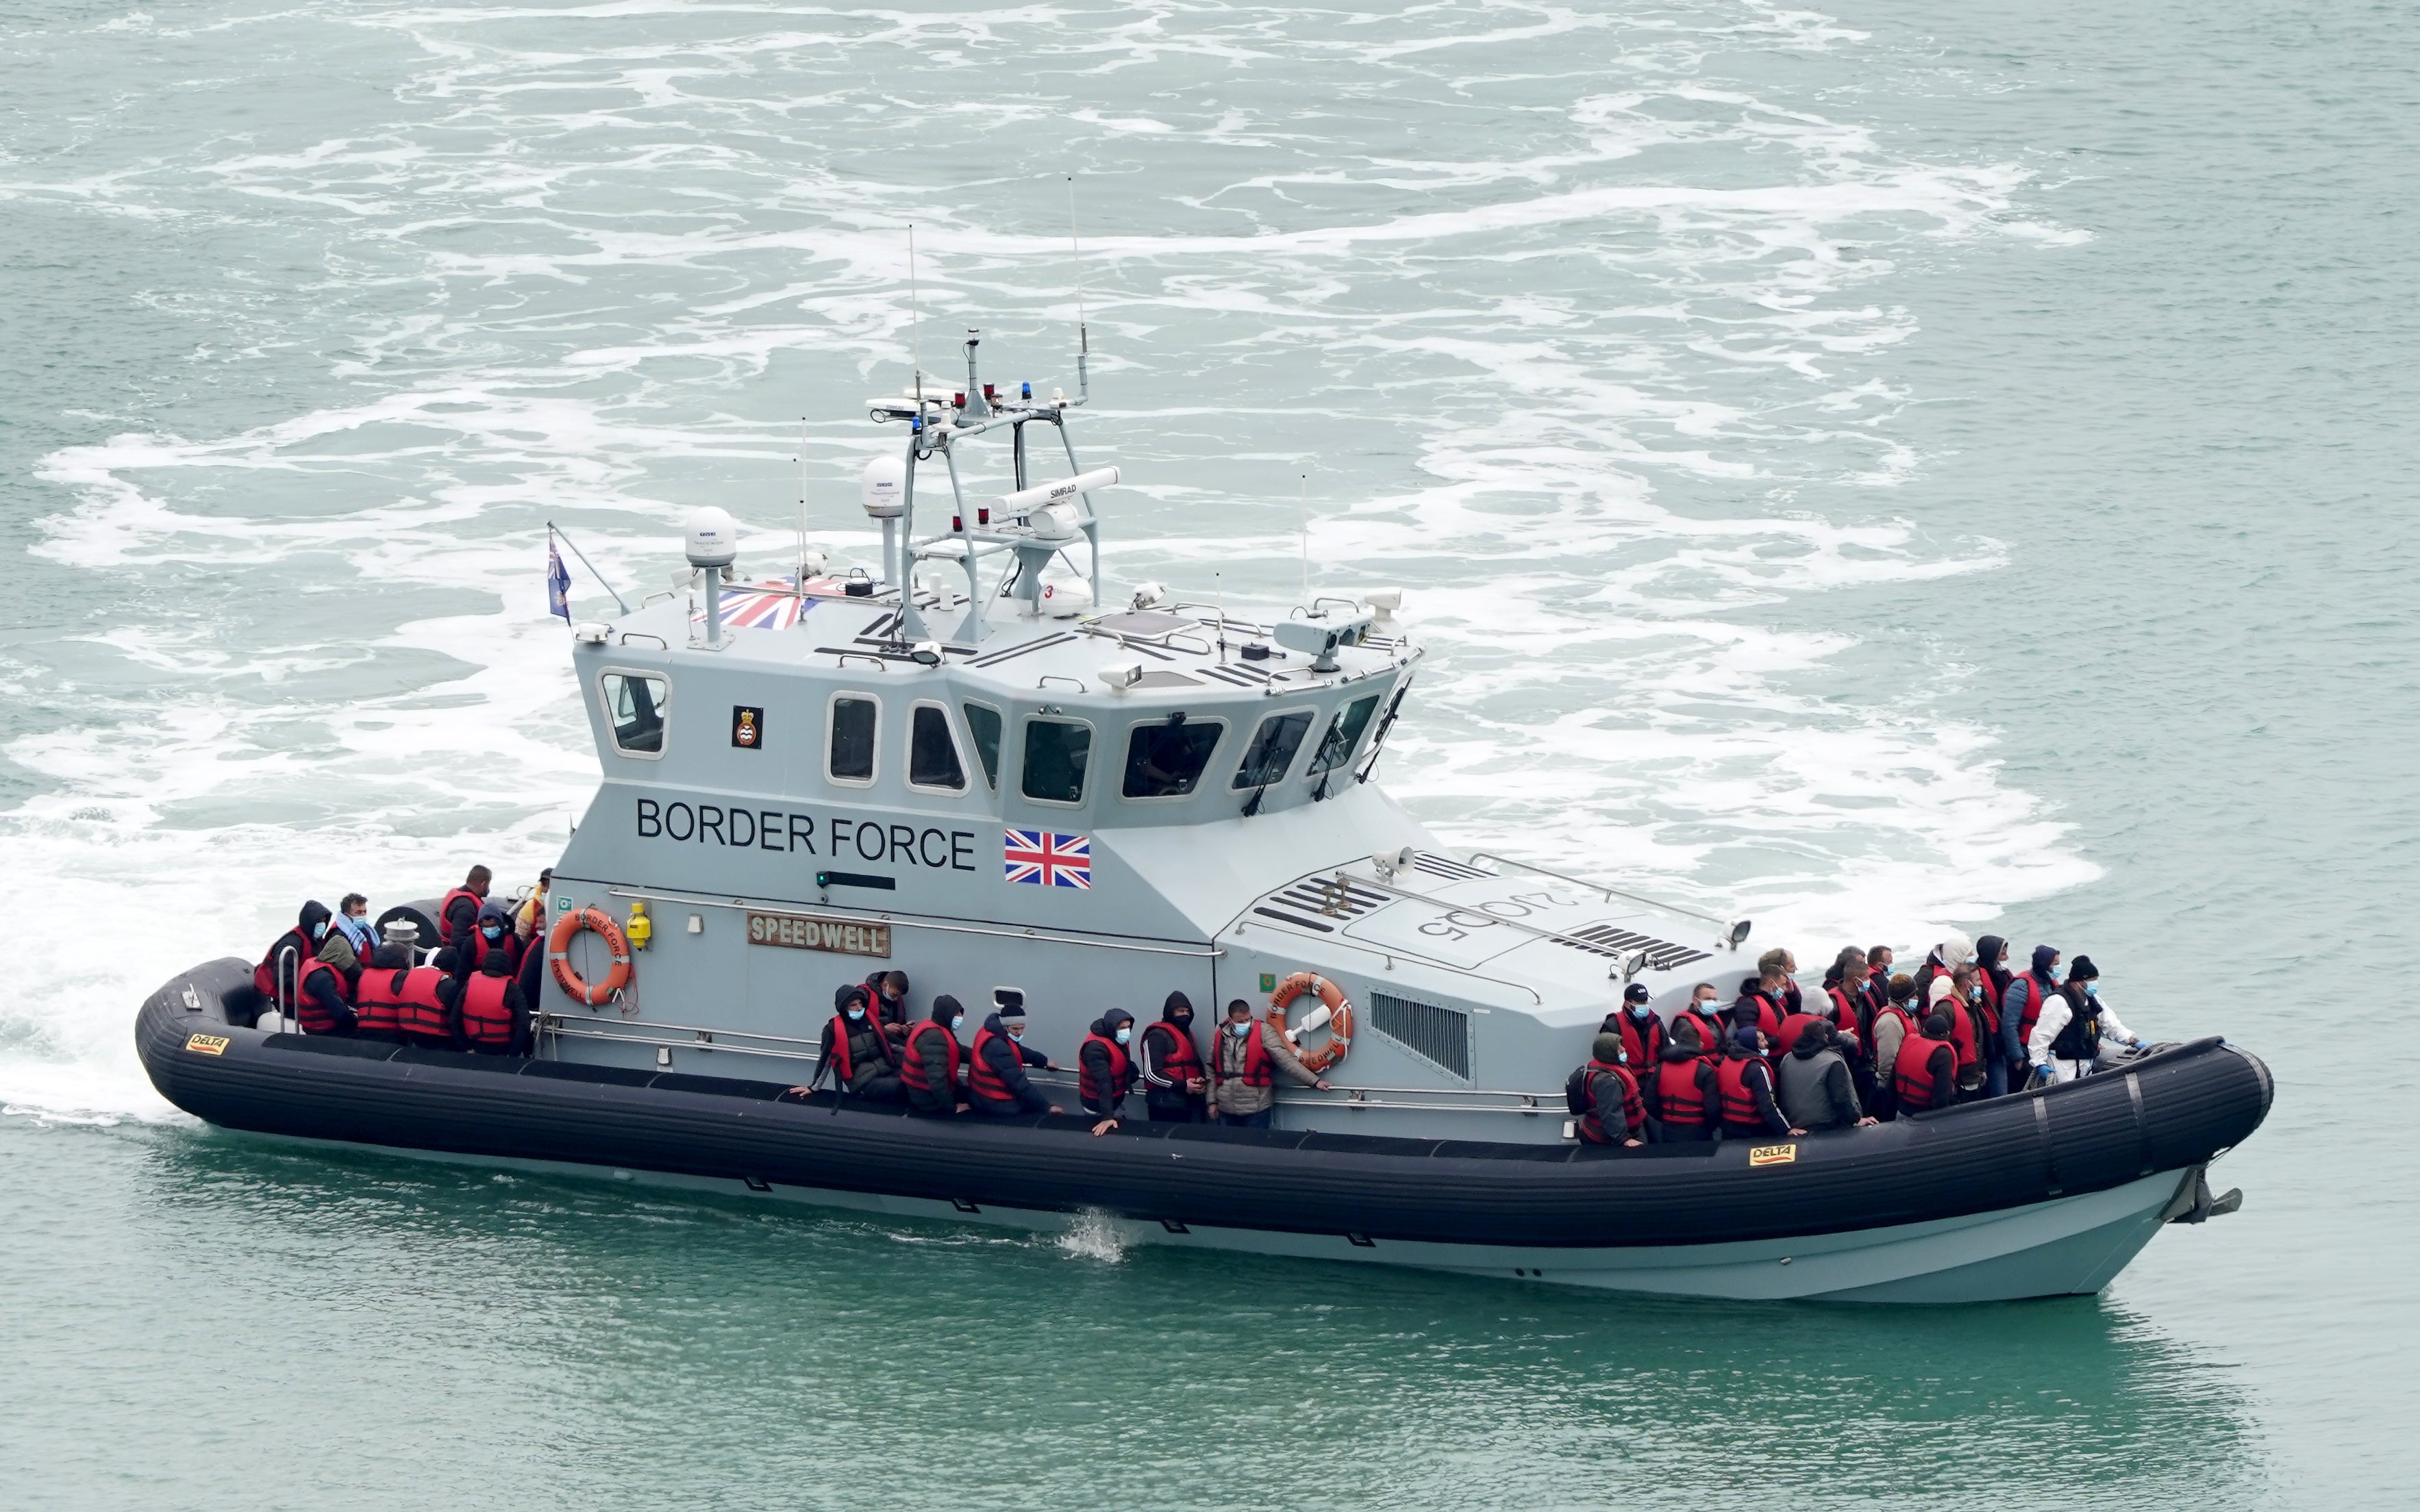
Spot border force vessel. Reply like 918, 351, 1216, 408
136, 333, 2267, 1302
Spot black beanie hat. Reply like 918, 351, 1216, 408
1922, 1011, 1951, 1037
930, 993, 962, 1024
2068, 955, 2099, 981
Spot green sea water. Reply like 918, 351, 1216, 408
3, 1, 2414, 1507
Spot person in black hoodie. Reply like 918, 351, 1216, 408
1138, 992, 1208, 1122
900, 994, 970, 1116
253, 900, 333, 1014
814, 983, 904, 1103
1975, 935, 2014, 1098
1079, 1008, 1138, 1134
1654, 1018, 1721, 1142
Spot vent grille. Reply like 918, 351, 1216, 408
1369, 990, 1471, 1081
1412, 851, 1488, 881
1267, 874, 1386, 920
1556, 922, 1710, 970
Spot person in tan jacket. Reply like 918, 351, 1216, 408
1210, 998, 1330, 1127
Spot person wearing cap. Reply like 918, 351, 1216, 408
966, 995, 1059, 1118
2001, 946, 2063, 1075
1571, 1032, 1646, 1146
1717, 1026, 1802, 1140
2027, 956, 2141, 1083
1605, 983, 1667, 1095
1777, 1021, 1875, 1132
1210, 998, 1330, 1129
1654, 1018, 1721, 1142
513, 869, 554, 942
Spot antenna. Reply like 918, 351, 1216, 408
1214, 569, 1225, 662
1067, 175, 1089, 405
908, 224, 923, 405
1299, 472, 1310, 605
795, 415, 809, 589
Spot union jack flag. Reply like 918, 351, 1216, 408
1004, 829, 1090, 889
693, 587, 806, 631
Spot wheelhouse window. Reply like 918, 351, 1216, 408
1123, 715, 1224, 799
1307, 694, 1382, 777
827, 694, 878, 785
600, 672, 667, 756
1020, 717, 1092, 805
963, 701, 1003, 791
908, 703, 966, 792
1232, 710, 1312, 790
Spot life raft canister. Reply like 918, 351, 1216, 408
549, 907, 633, 1007
1268, 971, 1354, 1073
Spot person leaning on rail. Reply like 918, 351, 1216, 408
2027, 955, 2143, 1085
1210, 998, 1330, 1129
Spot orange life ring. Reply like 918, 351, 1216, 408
1269, 970, 1354, 1073
549, 907, 632, 1007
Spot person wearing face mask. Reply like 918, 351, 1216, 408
1973, 935, 2014, 1098
2001, 945, 2062, 1077
1608, 983, 1669, 1079
966, 994, 1060, 1118
1779, 953, 1862, 1081
1732, 955, 1791, 1047
1910, 929, 1975, 1017
1210, 998, 1330, 1129
438, 866, 492, 984
2027, 956, 2141, 1084
862, 969, 914, 1044
253, 900, 332, 1017
1079, 1009, 1140, 1135
473, 900, 521, 980
1138, 992, 1208, 1124
1654, 1018, 1721, 1142
295, 930, 360, 1037
1869, 974, 1921, 1120
441, 944, 529, 1055
1718, 1026, 1803, 1140
813, 983, 904, 1104
1568, 1031, 1646, 1146
900, 994, 971, 1116
1927, 963, 1988, 1100
1858, 945, 1896, 1030
331, 893, 376, 963
1676, 983, 1727, 1064
1893, 1009, 1959, 1113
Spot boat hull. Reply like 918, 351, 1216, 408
139, 959, 2269, 1303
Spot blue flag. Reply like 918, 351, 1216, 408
547, 536, 572, 620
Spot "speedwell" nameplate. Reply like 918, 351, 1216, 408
745, 911, 890, 958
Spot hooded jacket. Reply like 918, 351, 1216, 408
255, 900, 334, 1004
1777, 1029, 1862, 1131
1138, 993, 1205, 1111
816, 984, 898, 1092
903, 995, 969, 1113
1211, 1018, 1321, 1118
1079, 1009, 1138, 1118
971, 1012, 1052, 1113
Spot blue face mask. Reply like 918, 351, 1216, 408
846, 1006, 864, 1021
1114, 1026, 1131, 1046
482, 924, 503, 940
2084, 981, 2099, 996
1231, 1021, 1251, 1038
951, 1016, 964, 1034
1628, 1004, 1653, 1018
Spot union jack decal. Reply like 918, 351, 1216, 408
693, 588, 807, 631
1004, 829, 1090, 889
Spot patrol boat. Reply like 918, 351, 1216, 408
136, 332, 2267, 1302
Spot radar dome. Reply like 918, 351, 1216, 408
860, 455, 907, 518
683, 506, 739, 568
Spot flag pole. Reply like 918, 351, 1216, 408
547, 520, 633, 614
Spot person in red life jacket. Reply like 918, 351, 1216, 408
1856, 944, 1895, 1045
1653, 1018, 1721, 1142
1928, 963, 1991, 1100
436, 866, 492, 983
294, 933, 360, 1036
811, 983, 903, 1104
472, 900, 521, 979
1079, 1008, 1138, 1135
1818, 945, 1876, 1106
1606, 982, 1669, 1079
1138, 992, 1208, 1123
900, 994, 970, 1117
1867, 973, 1921, 1120
1893, 1009, 1959, 1113
440, 946, 530, 1055
385, 956, 460, 1048
862, 969, 914, 1043
1570, 1032, 1646, 1147
1910, 929, 1974, 1020
1717, 1025, 1803, 1140
1973, 935, 2014, 1097
253, 900, 333, 1014
349, 944, 414, 1044
1731, 953, 1791, 1046
1210, 998, 1329, 1129
965, 997, 1060, 1118
2000, 944, 2062, 1081
1675, 983, 1727, 1070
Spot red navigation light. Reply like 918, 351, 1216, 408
983, 383, 996, 400
953, 392, 966, 407
977, 507, 990, 525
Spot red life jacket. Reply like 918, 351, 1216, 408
352, 967, 412, 1036
898, 1020, 962, 1096
968, 1026, 1020, 1102
1677, 1007, 1726, 1059
1938, 992, 1980, 1072
438, 888, 483, 944
460, 972, 515, 1048
294, 960, 350, 1035
2011, 972, 2058, 1044
384, 967, 453, 1043
1577, 1059, 1644, 1144
1617, 1011, 1667, 1070
1214, 1022, 1274, 1088
1656, 1057, 1713, 1128
1775, 1011, 1829, 1057
1143, 1020, 1203, 1090
1825, 984, 1865, 1037
1717, 1053, 1773, 1129
253, 929, 313, 1004
1741, 989, 1786, 1042
1080, 1032, 1133, 1111
1893, 1031, 1953, 1111
826, 1011, 893, 1083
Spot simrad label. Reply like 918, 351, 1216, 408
746, 911, 890, 958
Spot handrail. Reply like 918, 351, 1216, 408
1463, 850, 1742, 936
602, 884, 1224, 959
